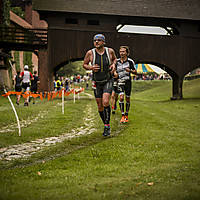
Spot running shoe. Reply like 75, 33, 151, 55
120, 115, 125, 123
103, 126, 111, 136
16, 101, 19, 105
112, 110, 115, 114
124, 115, 129, 123
24, 102, 28, 106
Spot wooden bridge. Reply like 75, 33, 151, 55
32, 0, 200, 99
1, 0, 200, 99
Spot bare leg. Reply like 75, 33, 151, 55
96, 98, 105, 123
111, 91, 118, 114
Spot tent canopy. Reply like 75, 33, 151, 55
135, 63, 155, 73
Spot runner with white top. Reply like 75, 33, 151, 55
20, 65, 33, 106
115, 46, 137, 123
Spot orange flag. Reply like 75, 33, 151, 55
47, 92, 51, 101
39, 92, 43, 101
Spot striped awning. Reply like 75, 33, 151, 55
135, 63, 155, 73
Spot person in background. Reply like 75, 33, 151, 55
60, 76, 65, 88
14, 70, 22, 105
55, 77, 61, 91
20, 65, 33, 106
85, 73, 90, 90
115, 46, 137, 123
65, 77, 70, 91
30, 70, 40, 104
83, 33, 117, 136
53, 79, 56, 91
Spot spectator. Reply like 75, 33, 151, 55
30, 71, 40, 104
14, 70, 22, 105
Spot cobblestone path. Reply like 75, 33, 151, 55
0, 93, 96, 161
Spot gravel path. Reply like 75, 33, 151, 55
0, 92, 96, 161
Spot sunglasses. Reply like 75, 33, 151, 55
93, 39, 103, 42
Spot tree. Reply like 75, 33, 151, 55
57, 61, 86, 77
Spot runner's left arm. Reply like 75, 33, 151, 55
109, 48, 117, 74
126, 60, 137, 75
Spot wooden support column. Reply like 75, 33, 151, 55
38, 49, 52, 92
171, 75, 184, 100
25, 0, 32, 25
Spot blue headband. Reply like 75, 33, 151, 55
93, 34, 105, 42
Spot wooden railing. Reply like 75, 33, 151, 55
0, 26, 47, 49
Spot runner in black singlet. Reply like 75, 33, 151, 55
30, 71, 40, 104
14, 71, 22, 105
83, 34, 117, 136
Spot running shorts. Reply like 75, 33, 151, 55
118, 80, 132, 97
22, 82, 30, 91
94, 79, 113, 98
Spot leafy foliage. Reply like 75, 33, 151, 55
10, 7, 25, 19
23, 51, 33, 73
57, 61, 86, 77
3, 0, 10, 25
14, 51, 20, 72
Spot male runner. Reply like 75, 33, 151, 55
83, 34, 117, 136
116, 46, 137, 123
20, 65, 33, 106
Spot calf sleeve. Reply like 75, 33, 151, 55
119, 101, 124, 115
99, 111, 105, 124
126, 102, 130, 114
104, 106, 111, 125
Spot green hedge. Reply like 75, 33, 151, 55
14, 51, 20, 72
3, 0, 10, 25
23, 51, 33, 73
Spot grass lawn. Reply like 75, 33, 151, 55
0, 79, 199, 200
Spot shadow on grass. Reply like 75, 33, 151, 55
181, 97, 200, 101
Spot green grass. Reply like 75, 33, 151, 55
0, 93, 96, 147
0, 79, 200, 200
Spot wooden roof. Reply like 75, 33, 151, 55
32, 0, 200, 21
10, 11, 32, 28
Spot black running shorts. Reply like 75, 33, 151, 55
15, 85, 22, 92
94, 79, 113, 98
118, 80, 132, 97
22, 82, 30, 91
112, 80, 119, 94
